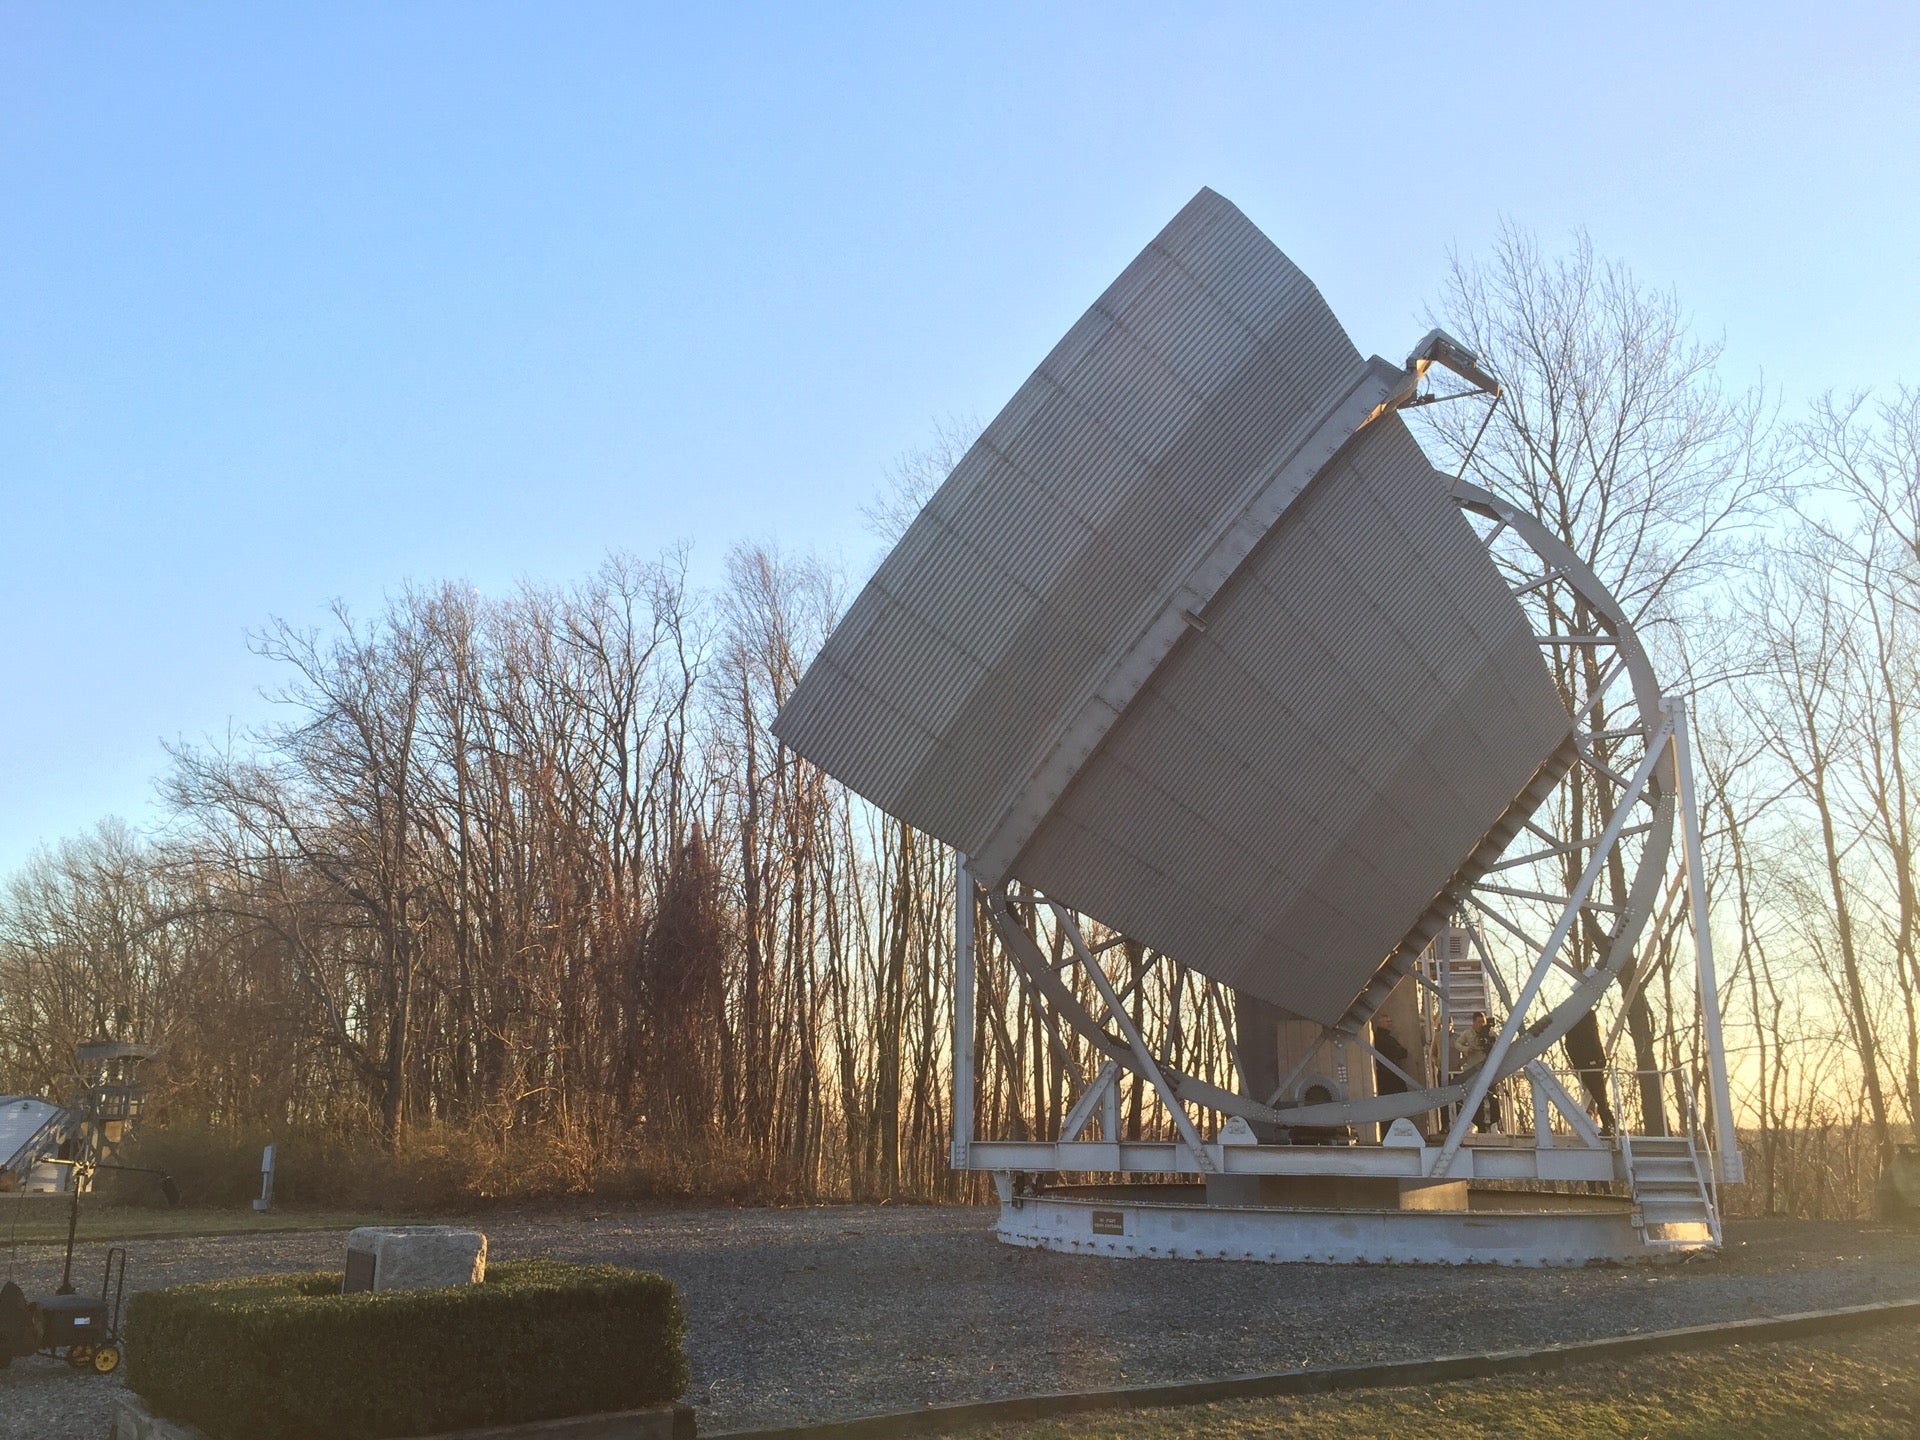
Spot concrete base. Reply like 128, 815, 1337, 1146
1205, 1173, 1469, 1210
997, 1185, 1713, 1267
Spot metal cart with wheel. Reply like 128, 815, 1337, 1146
35, 1248, 126, 1374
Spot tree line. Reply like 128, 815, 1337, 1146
1, 230, 1914, 1216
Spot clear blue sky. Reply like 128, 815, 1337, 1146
4, 3, 1917, 872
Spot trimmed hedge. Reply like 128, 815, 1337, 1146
125, 1260, 688, 1440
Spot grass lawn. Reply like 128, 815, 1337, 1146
0, 1195, 397, 1245
968, 1325, 1920, 1440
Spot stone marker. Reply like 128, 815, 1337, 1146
344, 1226, 488, 1292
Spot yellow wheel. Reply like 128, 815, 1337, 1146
92, 1345, 121, 1375
67, 1343, 94, 1370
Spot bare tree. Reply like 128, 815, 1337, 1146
861, 416, 980, 547
1421, 224, 1781, 1124
1730, 392, 1920, 1173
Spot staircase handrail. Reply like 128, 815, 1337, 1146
3, 1105, 72, 1180
1678, 1069, 1724, 1245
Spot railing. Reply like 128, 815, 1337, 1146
1601, 1065, 1718, 1147
1444, 1063, 1716, 1156
88, 1087, 144, 1122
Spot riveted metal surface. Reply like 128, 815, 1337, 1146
773, 188, 1570, 1025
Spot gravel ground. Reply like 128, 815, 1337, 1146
2, 1208, 1917, 1438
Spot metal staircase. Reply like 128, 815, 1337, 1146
2, 1098, 73, 1189
1414, 927, 1489, 1037
1622, 1132, 1720, 1248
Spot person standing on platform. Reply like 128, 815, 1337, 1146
1563, 1009, 1618, 1134
1372, 1015, 1410, 1095
1463, 1011, 1504, 1133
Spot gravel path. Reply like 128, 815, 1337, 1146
2, 1208, 1917, 1438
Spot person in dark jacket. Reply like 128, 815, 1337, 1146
1563, 1009, 1618, 1134
1372, 1015, 1411, 1096
1372, 1014, 1413, 1143
1463, 1011, 1503, 1132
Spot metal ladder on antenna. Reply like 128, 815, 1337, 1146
1435, 955, 1488, 1021
1621, 1132, 1720, 1248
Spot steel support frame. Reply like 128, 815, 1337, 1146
1429, 721, 1674, 1177
956, 870, 1633, 1182
963, 1137, 1619, 1183
948, 822, 1741, 1186
948, 742, 1736, 1188
1669, 699, 1745, 1184
951, 854, 976, 1169
1049, 900, 1215, 1170
948, 792, 1735, 1185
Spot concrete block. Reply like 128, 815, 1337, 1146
345, 1225, 488, 1292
